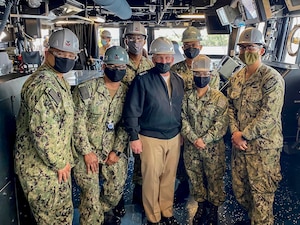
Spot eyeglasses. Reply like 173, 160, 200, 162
126, 35, 145, 42
105, 64, 127, 70
238, 44, 261, 51
183, 43, 201, 49
193, 71, 211, 77
49, 51, 78, 60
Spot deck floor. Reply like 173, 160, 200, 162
72, 147, 300, 225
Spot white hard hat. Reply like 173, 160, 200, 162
191, 54, 212, 72
124, 21, 147, 37
238, 27, 265, 46
101, 30, 112, 38
48, 28, 80, 53
149, 37, 175, 55
182, 26, 201, 42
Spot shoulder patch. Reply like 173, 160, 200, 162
78, 86, 90, 100
47, 89, 61, 105
217, 96, 227, 108
263, 77, 278, 92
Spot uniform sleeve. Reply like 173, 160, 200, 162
227, 78, 240, 134
123, 76, 145, 141
242, 75, 285, 140
181, 93, 198, 143
113, 121, 129, 152
202, 95, 229, 144
29, 91, 67, 171
72, 85, 93, 155
209, 70, 220, 90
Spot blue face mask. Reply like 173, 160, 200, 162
101, 39, 107, 46
53, 57, 75, 73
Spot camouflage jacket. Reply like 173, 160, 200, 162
72, 77, 128, 163
171, 60, 220, 91
181, 87, 228, 146
227, 63, 285, 149
122, 56, 153, 87
15, 64, 76, 176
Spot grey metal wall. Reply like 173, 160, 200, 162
0, 74, 30, 225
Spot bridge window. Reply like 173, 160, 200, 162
284, 17, 300, 64
98, 28, 120, 48
154, 27, 229, 56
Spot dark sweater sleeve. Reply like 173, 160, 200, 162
123, 76, 145, 141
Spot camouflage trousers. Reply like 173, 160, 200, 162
183, 140, 226, 206
73, 153, 128, 225
17, 171, 73, 225
231, 147, 282, 225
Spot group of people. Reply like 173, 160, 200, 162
14, 22, 285, 225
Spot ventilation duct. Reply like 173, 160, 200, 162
93, 0, 132, 20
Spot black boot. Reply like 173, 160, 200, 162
174, 179, 190, 203
103, 212, 121, 225
146, 221, 163, 225
161, 216, 180, 225
193, 202, 206, 225
207, 203, 218, 225
113, 195, 126, 217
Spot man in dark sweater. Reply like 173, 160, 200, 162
123, 37, 184, 225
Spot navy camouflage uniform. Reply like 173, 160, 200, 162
15, 64, 77, 225
171, 60, 220, 91
171, 60, 220, 197
122, 55, 153, 87
181, 87, 228, 206
72, 77, 128, 225
227, 64, 285, 225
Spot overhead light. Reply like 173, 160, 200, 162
177, 6, 205, 19
55, 20, 87, 25
177, 13, 205, 19
89, 9, 106, 23
50, 0, 84, 16
0, 31, 7, 41
89, 15, 105, 23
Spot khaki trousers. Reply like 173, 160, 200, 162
140, 134, 181, 223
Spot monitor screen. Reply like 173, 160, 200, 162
239, 0, 260, 24
205, 14, 231, 34
285, 0, 300, 11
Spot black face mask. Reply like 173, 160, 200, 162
155, 63, 171, 74
54, 57, 75, 73
104, 67, 126, 82
194, 76, 210, 88
184, 48, 200, 59
127, 41, 143, 55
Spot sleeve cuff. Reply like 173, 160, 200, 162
130, 133, 139, 141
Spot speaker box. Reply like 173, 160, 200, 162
24, 18, 41, 38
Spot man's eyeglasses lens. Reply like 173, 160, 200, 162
238, 45, 260, 51
106, 64, 127, 70
50, 51, 78, 60
127, 36, 145, 42
193, 71, 211, 77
